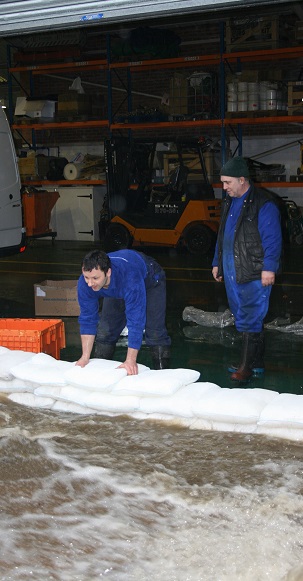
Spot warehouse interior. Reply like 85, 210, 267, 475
0, 0, 302, 393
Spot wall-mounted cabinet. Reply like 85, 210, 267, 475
46, 185, 106, 241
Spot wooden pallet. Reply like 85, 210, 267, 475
225, 17, 280, 52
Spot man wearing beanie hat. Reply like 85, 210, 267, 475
212, 156, 282, 382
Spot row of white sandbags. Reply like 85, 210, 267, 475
0, 348, 302, 441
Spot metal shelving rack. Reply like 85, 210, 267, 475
6, 32, 303, 189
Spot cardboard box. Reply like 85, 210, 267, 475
34, 280, 80, 317
18, 154, 37, 179
288, 81, 303, 115
169, 73, 188, 115
15, 96, 56, 118
57, 92, 92, 117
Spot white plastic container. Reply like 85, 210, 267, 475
267, 99, 277, 110
237, 101, 247, 112
227, 101, 238, 112
238, 81, 248, 92
248, 91, 259, 111
227, 91, 237, 102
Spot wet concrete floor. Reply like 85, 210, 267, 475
0, 239, 302, 395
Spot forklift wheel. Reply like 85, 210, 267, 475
184, 224, 215, 255
104, 223, 133, 251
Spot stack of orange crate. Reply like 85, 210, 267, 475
0, 319, 66, 360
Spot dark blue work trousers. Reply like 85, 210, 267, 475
96, 257, 171, 348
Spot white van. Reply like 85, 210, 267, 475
0, 107, 26, 257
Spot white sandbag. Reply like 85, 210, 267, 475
10, 360, 74, 386
85, 391, 140, 413
52, 400, 99, 414
112, 368, 200, 397
86, 359, 150, 373
63, 365, 127, 390
257, 393, 303, 440
8, 392, 55, 408
35, 384, 98, 409
139, 382, 220, 417
0, 347, 9, 355
0, 350, 36, 380
84, 358, 128, 369
54, 385, 140, 413
194, 387, 279, 428
30, 352, 76, 367
34, 385, 63, 399
0, 377, 34, 393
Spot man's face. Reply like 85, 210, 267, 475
221, 175, 246, 198
82, 267, 111, 291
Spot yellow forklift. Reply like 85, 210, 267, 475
100, 137, 221, 254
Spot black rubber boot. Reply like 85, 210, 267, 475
230, 332, 262, 383
94, 342, 116, 360
150, 346, 171, 370
228, 331, 265, 375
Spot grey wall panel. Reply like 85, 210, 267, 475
0, 0, 296, 36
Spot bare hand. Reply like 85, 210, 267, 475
212, 266, 223, 282
75, 355, 90, 368
118, 361, 138, 375
261, 271, 275, 286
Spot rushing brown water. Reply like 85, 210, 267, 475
0, 396, 302, 581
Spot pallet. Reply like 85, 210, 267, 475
225, 17, 280, 52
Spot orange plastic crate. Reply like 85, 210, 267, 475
0, 318, 66, 360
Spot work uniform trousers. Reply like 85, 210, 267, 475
222, 195, 273, 334
96, 256, 171, 348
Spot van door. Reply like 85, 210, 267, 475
0, 107, 26, 256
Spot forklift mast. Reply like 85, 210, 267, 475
104, 136, 215, 217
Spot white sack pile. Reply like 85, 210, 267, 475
0, 347, 302, 442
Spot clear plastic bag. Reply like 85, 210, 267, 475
265, 316, 303, 336
182, 306, 235, 328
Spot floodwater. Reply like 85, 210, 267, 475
0, 242, 303, 580
1, 396, 303, 581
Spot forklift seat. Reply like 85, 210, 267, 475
150, 164, 189, 203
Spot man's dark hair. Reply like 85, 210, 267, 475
82, 250, 111, 273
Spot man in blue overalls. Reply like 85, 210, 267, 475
212, 157, 282, 382
77, 249, 171, 374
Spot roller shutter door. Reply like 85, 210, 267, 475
0, 0, 295, 36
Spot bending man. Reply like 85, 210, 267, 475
77, 249, 171, 374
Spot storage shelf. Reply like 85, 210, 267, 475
109, 54, 221, 72
111, 116, 303, 131
12, 120, 109, 130
109, 46, 303, 72
9, 58, 108, 74
13, 116, 303, 132
24, 179, 300, 189
213, 182, 303, 189
10, 46, 303, 77
21, 179, 107, 186
110, 119, 222, 130
8, 33, 303, 180
225, 115, 303, 125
